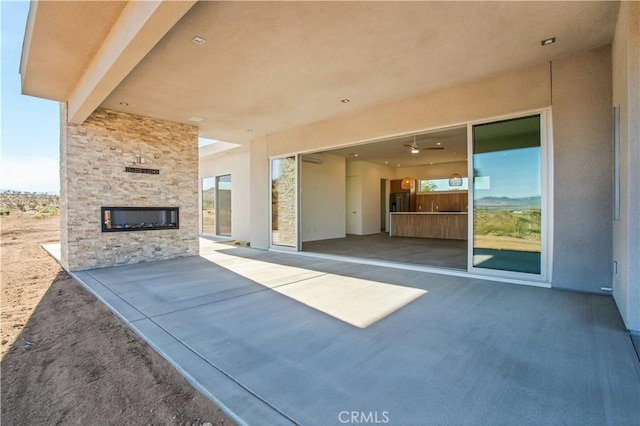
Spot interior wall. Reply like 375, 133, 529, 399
362, 162, 396, 234
199, 146, 251, 242
612, 1, 640, 334
551, 46, 613, 293
301, 153, 346, 242
346, 161, 395, 235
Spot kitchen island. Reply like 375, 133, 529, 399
390, 212, 468, 240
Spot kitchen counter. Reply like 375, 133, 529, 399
390, 212, 468, 240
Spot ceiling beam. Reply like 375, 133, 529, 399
67, 0, 197, 124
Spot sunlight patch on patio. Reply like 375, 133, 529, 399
202, 247, 426, 328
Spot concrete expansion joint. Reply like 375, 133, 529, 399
147, 317, 302, 426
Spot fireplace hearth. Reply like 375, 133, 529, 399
102, 207, 179, 232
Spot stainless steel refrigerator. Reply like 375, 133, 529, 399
390, 193, 410, 212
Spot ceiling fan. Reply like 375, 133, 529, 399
403, 135, 445, 154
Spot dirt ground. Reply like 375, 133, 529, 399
1, 215, 232, 425
473, 234, 541, 252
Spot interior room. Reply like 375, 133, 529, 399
301, 126, 469, 270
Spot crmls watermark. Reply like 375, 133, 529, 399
338, 410, 390, 424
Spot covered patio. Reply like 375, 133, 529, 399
48, 239, 640, 426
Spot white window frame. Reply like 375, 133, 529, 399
467, 108, 554, 283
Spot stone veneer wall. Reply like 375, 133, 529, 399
60, 106, 199, 270
272, 157, 297, 245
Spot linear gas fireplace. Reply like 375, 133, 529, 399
102, 207, 179, 232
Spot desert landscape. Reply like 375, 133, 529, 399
0, 193, 231, 425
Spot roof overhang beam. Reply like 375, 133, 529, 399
67, 0, 197, 124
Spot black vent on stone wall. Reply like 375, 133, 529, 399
125, 167, 160, 175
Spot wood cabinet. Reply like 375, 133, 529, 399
415, 192, 468, 213
391, 213, 468, 240
390, 179, 409, 193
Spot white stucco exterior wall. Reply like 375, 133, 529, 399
199, 146, 251, 242
612, 1, 640, 334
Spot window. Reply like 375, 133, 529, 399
418, 178, 469, 193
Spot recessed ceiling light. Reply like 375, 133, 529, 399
188, 116, 204, 122
397, 164, 401, 167
429, 162, 434, 165
192, 36, 206, 45
341, 99, 350, 103
119, 102, 129, 106
541, 37, 556, 46
384, 161, 389, 164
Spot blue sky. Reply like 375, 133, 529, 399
0, 1, 215, 194
474, 147, 541, 199
1, 1, 60, 193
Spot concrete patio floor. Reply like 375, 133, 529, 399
50, 239, 640, 426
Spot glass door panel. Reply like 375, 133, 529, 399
271, 156, 297, 247
216, 174, 232, 236
472, 115, 542, 274
202, 177, 216, 234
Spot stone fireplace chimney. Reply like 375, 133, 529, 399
60, 106, 199, 270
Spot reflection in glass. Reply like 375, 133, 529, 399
271, 157, 297, 247
472, 115, 542, 274
216, 174, 232, 235
202, 177, 216, 234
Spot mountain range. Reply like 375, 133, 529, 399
475, 195, 541, 209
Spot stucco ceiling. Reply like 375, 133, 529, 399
22, 1, 619, 145
20, 1, 127, 100
100, 1, 619, 145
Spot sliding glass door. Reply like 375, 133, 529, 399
216, 174, 232, 236
271, 156, 299, 248
471, 113, 548, 278
202, 177, 216, 234
201, 174, 232, 236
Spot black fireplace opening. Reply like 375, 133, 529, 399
102, 207, 179, 232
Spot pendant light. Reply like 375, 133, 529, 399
449, 173, 463, 187
401, 177, 414, 190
